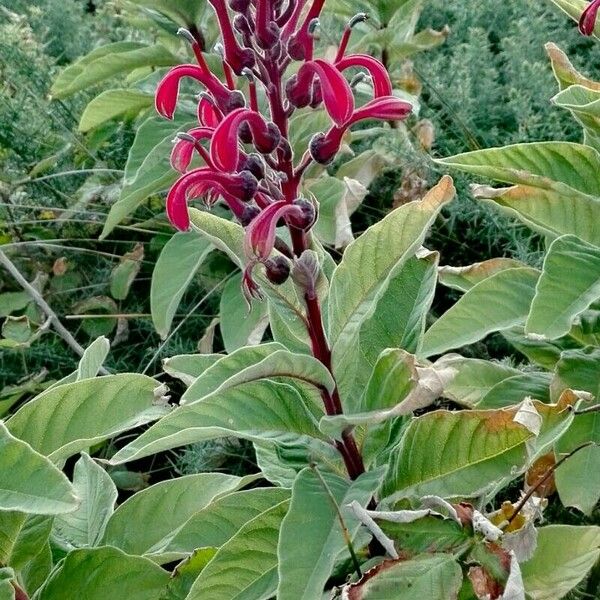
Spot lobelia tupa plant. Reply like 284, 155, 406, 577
3, 1, 600, 599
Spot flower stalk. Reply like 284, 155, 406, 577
155, 0, 412, 479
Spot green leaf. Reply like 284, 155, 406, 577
79, 89, 154, 132
342, 554, 463, 600
477, 372, 552, 409
188, 208, 245, 267
181, 345, 333, 404
421, 268, 540, 357
34, 546, 170, 600
0, 292, 30, 317
6, 374, 168, 462
20, 540, 52, 597
526, 235, 600, 340
151, 232, 213, 339
126, 0, 210, 28
328, 176, 454, 362
110, 380, 326, 464
0, 423, 78, 515
220, 273, 268, 352
53, 453, 117, 549
546, 42, 600, 92
442, 358, 521, 407
521, 525, 600, 600
553, 85, 600, 151
77, 336, 110, 380
162, 353, 221, 386
382, 408, 533, 501
102, 473, 249, 561
164, 488, 291, 557
161, 548, 217, 600
186, 500, 290, 600
51, 42, 177, 99
277, 468, 384, 600
110, 243, 144, 300
0, 513, 52, 571
337, 252, 439, 407
101, 115, 196, 238
438, 258, 525, 292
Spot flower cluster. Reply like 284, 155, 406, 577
580, 0, 600, 35
155, 0, 412, 300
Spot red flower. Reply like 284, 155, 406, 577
335, 55, 393, 98
580, 0, 600, 35
170, 127, 214, 173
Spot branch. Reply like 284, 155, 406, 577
0, 249, 109, 375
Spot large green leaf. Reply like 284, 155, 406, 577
421, 267, 540, 357
342, 554, 463, 600
34, 546, 170, 600
337, 252, 439, 408
164, 488, 291, 558
328, 176, 454, 360
110, 380, 327, 464
220, 273, 268, 352
477, 372, 552, 409
6, 374, 168, 462
526, 235, 600, 340
162, 353, 221, 386
0, 513, 52, 571
438, 258, 525, 292
79, 89, 154, 132
181, 346, 333, 404
101, 115, 196, 238
521, 525, 600, 600
126, 0, 210, 28
52, 453, 117, 549
186, 500, 289, 600
382, 408, 533, 501
0, 423, 78, 515
102, 473, 248, 561
51, 42, 177, 99
151, 232, 213, 339
277, 468, 384, 600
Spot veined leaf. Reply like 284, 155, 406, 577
421, 267, 540, 357
110, 380, 327, 465
553, 85, 600, 151
220, 273, 268, 352
186, 500, 290, 600
0, 512, 52, 571
277, 468, 384, 600
162, 354, 222, 386
328, 176, 454, 357
151, 232, 213, 339
438, 258, 524, 292
341, 554, 463, 600
6, 375, 169, 462
545, 42, 600, 92
53, 453, 117, 549
526, 235, 600, 340
125, 0, 210, 28
77, 336, 110, 380
102, 473, 249, 561
521, 525, 600, 600
477, 372, 552, 409
51, 42, 177, 99
79, 89, 154, 132
0, 423, 78, 515
382, 408, 533, 501
164, 488, 291, 558
34, 546, 170, 600
181, 345, 332, 407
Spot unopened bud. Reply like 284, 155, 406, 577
177, 28, 197, 45
309, 132, 339, 165
238, 170, 259, 202
229, 0, 250, 12
225, 90, 246, 113
265, 256, 291, 285
241, 154, 266, 180
348, 13, 369, 28
288, 198, 316, 230
240, 204, 261, 226
254, 122, 281, 155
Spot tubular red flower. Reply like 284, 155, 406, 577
292, 60, 355, 126
256, 0, 280, 49
580, 0, 600, 35
170, 127, 214, 173
207, 0, 256, 73
155, 65, 235, 119
287, 0, 325, 60
281, 0, 308, 39
244, 200, 303, 260
211, 108, 281, 172
349, 96, 413, 125
336, 55, 393, 98
167, 168, 258, 230
197, 97, 222, 127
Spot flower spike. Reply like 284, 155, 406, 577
579, 0, 600, 35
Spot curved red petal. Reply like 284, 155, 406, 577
198, 98, 222, 127
336, 54, 393, 98
298, 60, 354, 126
579, 0, 600, 35
170, 127, 214, 173
350, 97, 413, 125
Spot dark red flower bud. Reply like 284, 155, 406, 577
286, 74, 312, 109
265, 256, 291, 285
287, 198, 316, 230
240, 154, 266, 180
309, 131, 343, 165
580, 0, 600, 35
224, 90, 247, 113
239, 121, 253, 143
257, 21, 281, 50
240, 204, 261, 226
229, 0, 250, 12
253, 122, 281, 154
233, 13, 252, 35
238, 170, 260, 202
310, 80, 322, 108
